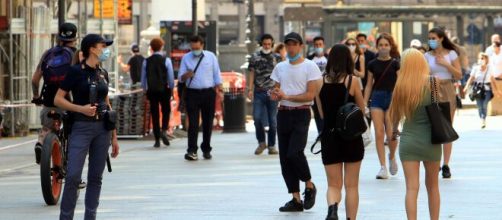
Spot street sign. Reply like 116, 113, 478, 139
93, 0, 132, 24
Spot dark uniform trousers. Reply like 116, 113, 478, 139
186, 88, 216, 153
147, 89, 172, 141
277, 108, 312, 193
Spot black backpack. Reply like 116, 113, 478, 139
40, 46, 74, 106
334, 75, 367, 140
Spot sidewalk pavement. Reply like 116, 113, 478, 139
0, 108, 501, 219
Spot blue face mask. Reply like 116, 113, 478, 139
315, 48, 324, 55
192, 50, 203, 56
99, 48, 111, 62
287, 53, 301, 62
428, 40, 438, 50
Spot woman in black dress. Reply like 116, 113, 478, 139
315, 44, 366, 220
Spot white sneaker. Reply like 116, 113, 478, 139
389, 154, 398, 175
376, 166, 389, 179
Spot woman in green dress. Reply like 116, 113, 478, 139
389, 48, 441, 220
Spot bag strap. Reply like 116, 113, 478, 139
310, 133, 322, 154
343, 75, 353, 104
186, 53, 205, 88
481, 66, 488, 83
373, 59, 394, 90
430, 76, 438, 103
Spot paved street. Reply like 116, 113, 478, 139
1, 108, 501, 220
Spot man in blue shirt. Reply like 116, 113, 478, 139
178, 35, 222, 161
141, 37, 175, 148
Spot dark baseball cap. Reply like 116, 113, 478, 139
131, 43, 140, 52
284, 32, 303, 44
58, 23, 77, 42
80, 34, 113, 54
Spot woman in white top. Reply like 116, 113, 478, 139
464, 53, 502, 128
424, 27, 461, 179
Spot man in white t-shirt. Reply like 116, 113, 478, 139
485, 34, 500, 57
270, 32, 323, 212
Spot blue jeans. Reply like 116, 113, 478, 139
476, 90, 493, 119
370, 90, 393, 111
60, 121, 111, 220
253, 90, 278, 147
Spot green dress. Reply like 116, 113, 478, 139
399, 90, 442, 161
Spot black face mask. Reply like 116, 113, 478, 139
495, 42, 501, 47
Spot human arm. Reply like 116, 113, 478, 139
140, 60, 147, 91
274, 79, 323, 102
248, 70, 255, 99
166, 58, 175, 90
212, 54, 223, 91
436, 51, 462, 80
105, 95, 119, 158
363, 71, 374, 104
354, 55, 365, 78
118, 55, 131, 72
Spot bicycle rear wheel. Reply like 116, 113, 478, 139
40, 133, 63, 205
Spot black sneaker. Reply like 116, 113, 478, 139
326, 203, 339, 220
303, 183, 317, 210
161, 133, 170, 146
184, 152, 198, 161
442, 165, 451, 178
153, 140, 160, 148
279, 198, 304, 212
203, 152, 212, 160
34, 143, 42, 164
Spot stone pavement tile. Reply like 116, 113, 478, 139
0, 109, 501, 219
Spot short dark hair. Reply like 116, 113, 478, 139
150, 37, 164, 52
260, 34, 274, 44
190, 35, 205, 44
356, 33, 367, 40
313, 36, 324, 43
325, 44, 354, 81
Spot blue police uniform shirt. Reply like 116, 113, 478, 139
141, 51, 175, 90
60, 63, 109, 108
178, 50, 222, 89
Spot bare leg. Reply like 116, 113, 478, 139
344, 161, 362, 220
371, 109, 386, 167
424, 161, 441, 220
324, 163, 343, 205
385, 111, 398, 160
402, 161, 420, 220
443, 112, 455, 165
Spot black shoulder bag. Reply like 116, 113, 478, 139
425, 77, 459, 144
179, 53, 205, 113
468, 66, 488, 101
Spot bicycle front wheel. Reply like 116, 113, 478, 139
40, 132, 63, 205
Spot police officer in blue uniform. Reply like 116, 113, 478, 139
54, 34, 120, 220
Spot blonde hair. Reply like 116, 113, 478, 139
389, 48, 430, 123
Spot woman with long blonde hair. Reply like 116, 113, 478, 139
389, 49, 441, 220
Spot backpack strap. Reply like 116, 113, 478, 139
343, 75, 353, 104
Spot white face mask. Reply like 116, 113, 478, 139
349, 45, 356, 53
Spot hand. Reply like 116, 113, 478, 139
80, 104, 97, 117
111, 138, 119, 158
117, 55, 123, 64
248, 90, 254, 100
183, 71, 194, 80
435, 55, 449, 67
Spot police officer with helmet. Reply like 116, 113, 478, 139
54, 34, 119, 220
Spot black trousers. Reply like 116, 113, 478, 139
277, 109, 312, 193
147, 89, 172, 141
186, 88, 216, 153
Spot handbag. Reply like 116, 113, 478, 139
361, 117, 372, 147
425, 77, 459, 144
179, 53, 205, 113
468, 67, 488, 101
104, 110, 117, 131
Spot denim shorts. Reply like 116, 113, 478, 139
370, 90, 393, 111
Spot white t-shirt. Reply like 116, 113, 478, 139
471, 65, 492, 90
490, 52, 502, 78
270, 59, 322, 107
425, 50, 458, 80
312, 56, 327, 73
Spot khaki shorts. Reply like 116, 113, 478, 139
437, 80, 457, 114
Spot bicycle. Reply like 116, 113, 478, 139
32, 98, 83, 205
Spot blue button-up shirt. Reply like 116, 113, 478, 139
141, 52, 175, 91
178, 50, 222, 89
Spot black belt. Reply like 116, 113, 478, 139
187, 88, 214, 92
73, 113, 104, 122
495, 77, 502, 81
